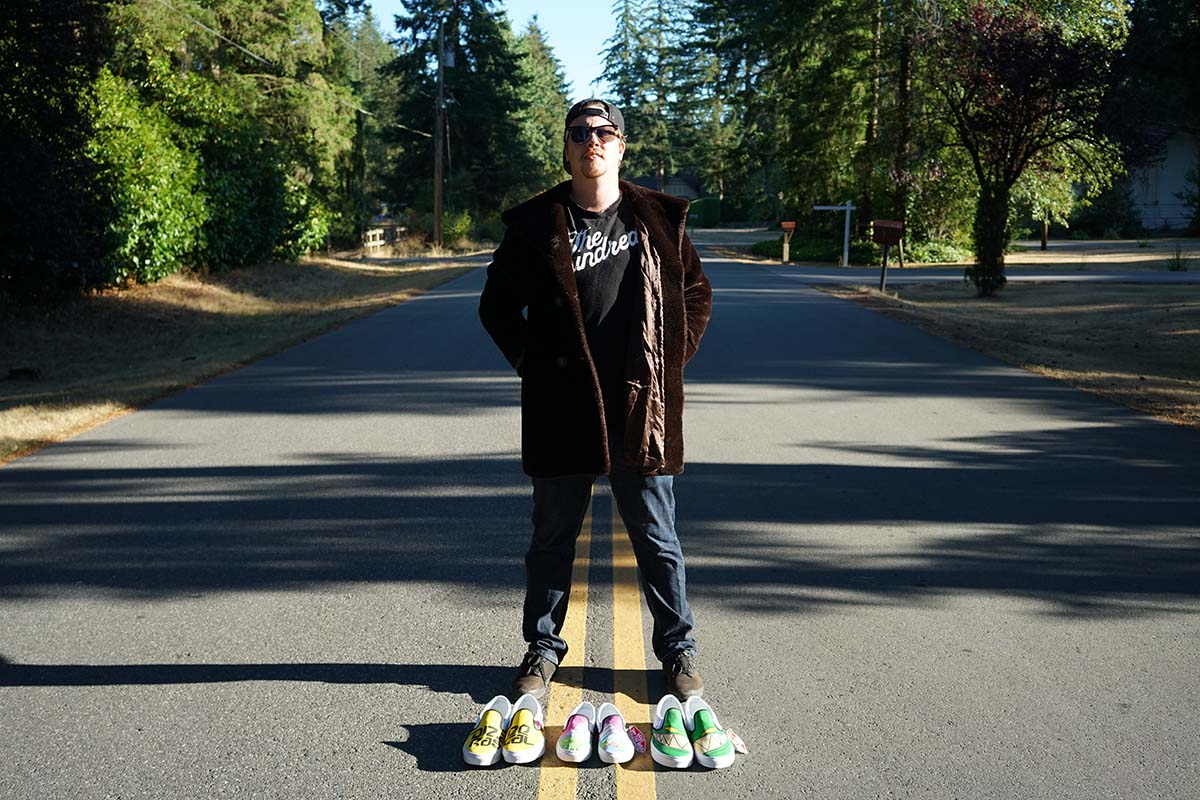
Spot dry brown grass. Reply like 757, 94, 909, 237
0, 253, 481, 463
819, 282, 1200, 429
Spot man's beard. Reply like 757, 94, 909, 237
579, 152, 608, 178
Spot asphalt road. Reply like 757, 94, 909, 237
2, 247, 1198, 799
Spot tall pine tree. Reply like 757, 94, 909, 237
388, 0, 542, 221
514, 18, 571, 190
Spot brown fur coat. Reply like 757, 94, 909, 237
479, 180, 712, 477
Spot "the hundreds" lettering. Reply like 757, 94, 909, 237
572, 228, 640, 272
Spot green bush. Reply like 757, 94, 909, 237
195, 144, 285, 270
165, 79, 286, 270
276, 179, 331, 259
475, 217, 506, 244
689, 197, 721, 227
1166, 245, 1190, 272
1, 1, 111, 303
444, 209, 473, 242
905, 239, 972, 263
86, 68, 207, 283
1069, 177, 1144, 238
751, 235, 880, 265
1179, 168, 1200, 234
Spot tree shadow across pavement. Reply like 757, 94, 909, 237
677, 421, 1200, 619
0, 657, 655, 774
2, 428, 1197, 617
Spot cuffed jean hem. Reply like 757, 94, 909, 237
659, 643, 698, 662
525, 647, 560, 667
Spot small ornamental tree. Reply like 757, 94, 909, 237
928, 4, 1121, 295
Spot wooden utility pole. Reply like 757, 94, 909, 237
433, 19, 444, 247
861, 0, 881, 234
895, 0, 913, 232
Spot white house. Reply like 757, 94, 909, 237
1132, 129, 1197, 231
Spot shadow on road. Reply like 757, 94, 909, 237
2, 262, 1197, 618
2, 437, 1197, 618
0, 657, 659, 773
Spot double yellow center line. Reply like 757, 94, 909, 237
536, 493, 656, 800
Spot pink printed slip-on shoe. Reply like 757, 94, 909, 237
555, 701, 597, 763
595, 702, 635, 765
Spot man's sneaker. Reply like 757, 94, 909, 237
663, 649, 703, 699
555, 700, 596, 763
501, 693, 546, 764
511, 651, 556, 701
595, 702, 635, 764
683, 696, 735, 769
650, 694, 693, 769
462, 695, 512, 766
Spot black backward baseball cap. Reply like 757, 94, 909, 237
564, 98, 625, 135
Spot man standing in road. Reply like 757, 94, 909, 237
479, 99, 713, 701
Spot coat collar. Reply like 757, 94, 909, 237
499, 179, 691, 295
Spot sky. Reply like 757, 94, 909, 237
368, 1, 613, 99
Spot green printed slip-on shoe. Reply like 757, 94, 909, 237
502, 693, 546, 764
595, 702, 635, 765
684, 696, 735, 769
650, 694, 693, 769
555, 701, 597, 763
462, 695, 512, 766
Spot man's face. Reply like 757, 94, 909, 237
565, 111, 625, 180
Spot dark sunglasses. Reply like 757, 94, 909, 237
567, 125, 622, 144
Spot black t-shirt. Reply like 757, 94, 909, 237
566, 195, 641, 436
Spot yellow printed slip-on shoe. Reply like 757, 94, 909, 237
502, 693, 546, 764
463, 695, 512, 766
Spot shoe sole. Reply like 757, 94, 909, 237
555, 745, 592, 763
650, 746, 693, 769
462, 748, 502, 767
502, 743, 545, 764
597, 747, 634, 765
694, 750, 735, 769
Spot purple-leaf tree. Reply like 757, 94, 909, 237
927, 4, 1120, 295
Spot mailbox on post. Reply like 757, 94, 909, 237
872, 219, 905, 290
780, 221, 796, 264
872, 220, 903, 247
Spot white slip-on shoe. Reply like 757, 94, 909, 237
501, 693, 546, 764
555, 700, 597, 763
462, 695, 512, 766
650, 694, 693, 769
683, 696, 735, 769
595, 702, 635, 765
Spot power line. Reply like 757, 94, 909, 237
393, 121, 432, 138
153, 0, 274, 68
150, 0, 375, 117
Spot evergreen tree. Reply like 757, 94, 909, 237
1, 0, 111, 302
681, 0, 779, 218
325, 8, 400, 242
600, 0, 680, 188
388, 0, 542, 222
514, 18, 571, 190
